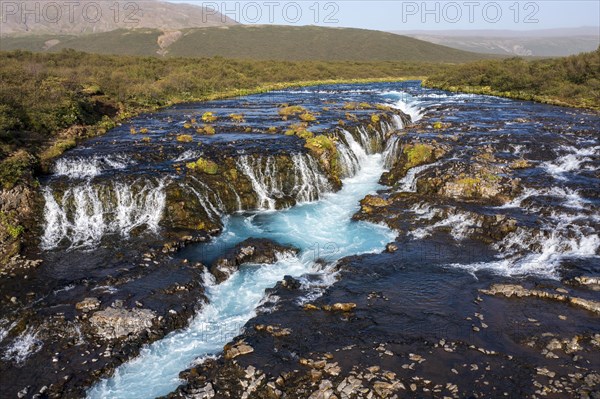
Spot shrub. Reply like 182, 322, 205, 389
0, 150, 32, 189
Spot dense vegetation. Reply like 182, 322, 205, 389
0, 26, 488, 62
425, 47, 600, 109
0, 49, 448, 188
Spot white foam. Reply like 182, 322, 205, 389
543, 145, 600, 179
53, 155, 133, 179
1, 328, 42, 364
451, 224, 600, 279
175, 150, 203, 162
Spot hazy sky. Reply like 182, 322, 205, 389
169, 1, 600, 31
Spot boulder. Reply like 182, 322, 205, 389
75, 297, 101, 312
211, 238, 299, 283
224, 340, 254, 359
416, 161, 521, 205
89, 307, 156, 340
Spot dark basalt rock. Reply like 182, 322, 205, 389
211, 238, 300, 283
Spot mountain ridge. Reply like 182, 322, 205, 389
0, 0, 236, 37
0, 25, 492, 62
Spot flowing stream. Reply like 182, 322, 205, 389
87, 119, 398, 399
4, 81, 596, 399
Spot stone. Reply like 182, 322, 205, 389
309, 380, 334, 399
572, 276, 600, 291
481, 284, 600, 315
75, 297, 101, 312
224, 340, 254, 359
385, 243, 398, 253
303, 304, 320, 311
323, 303, 357, 312
89, 307, 156, 340
211, 238, 299, 283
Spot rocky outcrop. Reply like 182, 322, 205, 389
481, 284, 600, 315
89, 307, 157, 340
0, 182, 41, 266
211, 238, 300, 283
416, 161, 521, 205
380, 141, 448, 186
567, 276, 600, 291
224, 340, 254, 359
357, 195, 391, 215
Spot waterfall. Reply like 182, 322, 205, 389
397, 161, 442, 192
290, 154, 331, 203
41, 180, 166, 250
382, 136, 400, 169
87, 143, 396, 399
53, 155, 132, 179
236, 154, 330, 211
336, 141, 361, 178
342, 129, 368, 163
186, 177, 225, 222
392, 114, 405, 129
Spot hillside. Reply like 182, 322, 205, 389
0, 25, 490, 62
396, 28, 600, 57
424, 47, 600, 109
0, 0, 236, 36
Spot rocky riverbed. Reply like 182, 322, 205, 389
1, 82, 598, 398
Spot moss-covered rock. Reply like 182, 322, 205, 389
201, 112, 217, 123
176, 134, 194, 143
304, 135, 341, 187
278, 105, 308, 120
186, 158, 218, 174
196, 125, 216, 135
415, 162, 521, 205
380, 141, 447, 186
229, 113, 245, 123
358, 195, 392, 214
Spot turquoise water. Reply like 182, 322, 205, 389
87, 151, 395, 399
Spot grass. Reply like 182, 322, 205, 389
424, 47, 600, 110
0, 49, 441, 187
